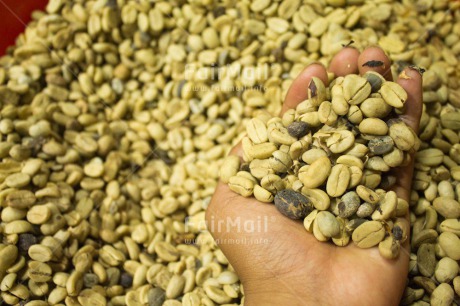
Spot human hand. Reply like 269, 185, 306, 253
206, 46, 422, 306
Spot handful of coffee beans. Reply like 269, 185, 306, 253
221, 72, 420, 259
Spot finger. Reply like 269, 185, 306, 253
358, 46, 393, 81
281, 63, 328, 115
329, 47, 360, 77
229, 141, 243, 158
396, 67, 423, 133
390, 67, 423, 203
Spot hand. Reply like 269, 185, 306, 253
206, 46, 423, 306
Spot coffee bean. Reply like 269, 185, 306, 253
274, 189, 313, 220
148, 287, 166, 306
352, 221, 385, 248
345, 218, 367, 233
368, 136, 394, 155
393, 226, 403, 241
338, 191, 360, 218
17, 233, 38, 253
417, 243, 437, 277
287, 121, 309, 138
363, 71, 385, 93
380, 175, 397, 189
120, 272, 133, 288
84, 273, 100, 288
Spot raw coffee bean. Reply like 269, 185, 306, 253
83, 273, 99, 288
348, 105, 364, 124
148, 287, 166, 306
439, 219, 460, 236
338, 191, 360, 218
358, 118, 388, 135
247, 118, 268, 144
380, 81, 407, 108
219, 155, 241, 184
356, 185, 380, 204
331, 217, 350, 247
17, 233, 38, 253
413, 276, 437, 295
352, 221, 385, 248
368, 136, 394, 155
343, 74, 371, 105
274, 189, 313, 220
454, 277, 460, 296
393, 226, 403, 241
326, 164, 350, 197
228, 176, 255, 197
6, 190, 36, 209
438, 232, 460, 260
249, 143, 278, 159
327, 130, 355, 153
287, 121, 309, 138
435, 257, 459, 283
412, 229, 438, 248
308, 77, 327, 106
433, 197, 460, 219
120, 272, 133, 288
360, 97, 392, 118
301, 188, 330, 211
378, 236, 400, 259
394, 218, 410, 243
379, 175, 397, 189
363, 71, 386, 93
345, 218, 367, 234
356, 202, 375, 218
417, 243, 437, 277
430, 283, 454, 306
316, 211, 340, 238
388, 120, 417, 151
304, 210, 318, 232
299, 156, 331, 189
383, 148, 404, 167
372, 191, 397, 221
254, 185, 274, 203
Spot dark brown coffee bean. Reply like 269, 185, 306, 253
287, 121, 309, 138
274, 189, 313, 220
120, 272, 133, 288
393, 225, 403, 241
17, 233, 38, 253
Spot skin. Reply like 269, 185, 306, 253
206, 46, 422, 306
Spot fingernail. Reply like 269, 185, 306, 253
408, 65, 426, 76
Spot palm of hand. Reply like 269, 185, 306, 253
207, 47, 422, 306
211, 184, 408, 306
